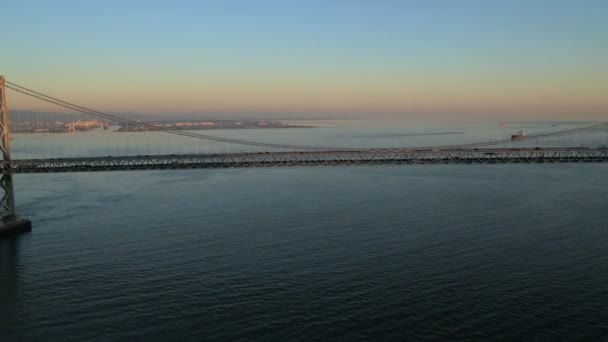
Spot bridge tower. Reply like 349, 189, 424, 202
0, 76, 32, 236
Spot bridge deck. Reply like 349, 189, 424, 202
3, 148, 608, 173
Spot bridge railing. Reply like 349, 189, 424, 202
3, 148, 607, 173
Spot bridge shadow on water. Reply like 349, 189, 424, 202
0, 234, 30, 336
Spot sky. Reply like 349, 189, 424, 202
2, 0, 608, 119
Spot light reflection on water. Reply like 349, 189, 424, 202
2, 164, 608, 341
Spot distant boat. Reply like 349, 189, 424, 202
511, 130, 527, 140
499, 123, 508, 128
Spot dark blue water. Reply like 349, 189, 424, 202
2, 165, 608, 341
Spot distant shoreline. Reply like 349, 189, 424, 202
10, 119, 316, 134
115, 123, 315, 132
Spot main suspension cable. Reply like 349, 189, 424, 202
5, 81, 337, 151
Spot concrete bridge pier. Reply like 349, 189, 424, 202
0, 76, 31, 237
0, 218, 32, 236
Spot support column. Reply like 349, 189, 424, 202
0, 76, 16, 220
0, 76, 31, 236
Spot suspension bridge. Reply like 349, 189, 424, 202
1, 76, 607, 235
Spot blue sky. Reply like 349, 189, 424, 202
3, 0, 607, 118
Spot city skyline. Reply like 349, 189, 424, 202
3, 0, 608, 119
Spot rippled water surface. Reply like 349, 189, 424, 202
2, 121, 608, 340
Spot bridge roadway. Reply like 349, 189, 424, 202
3, 148, 608, 173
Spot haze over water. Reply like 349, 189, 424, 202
9, 119, 608, 159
